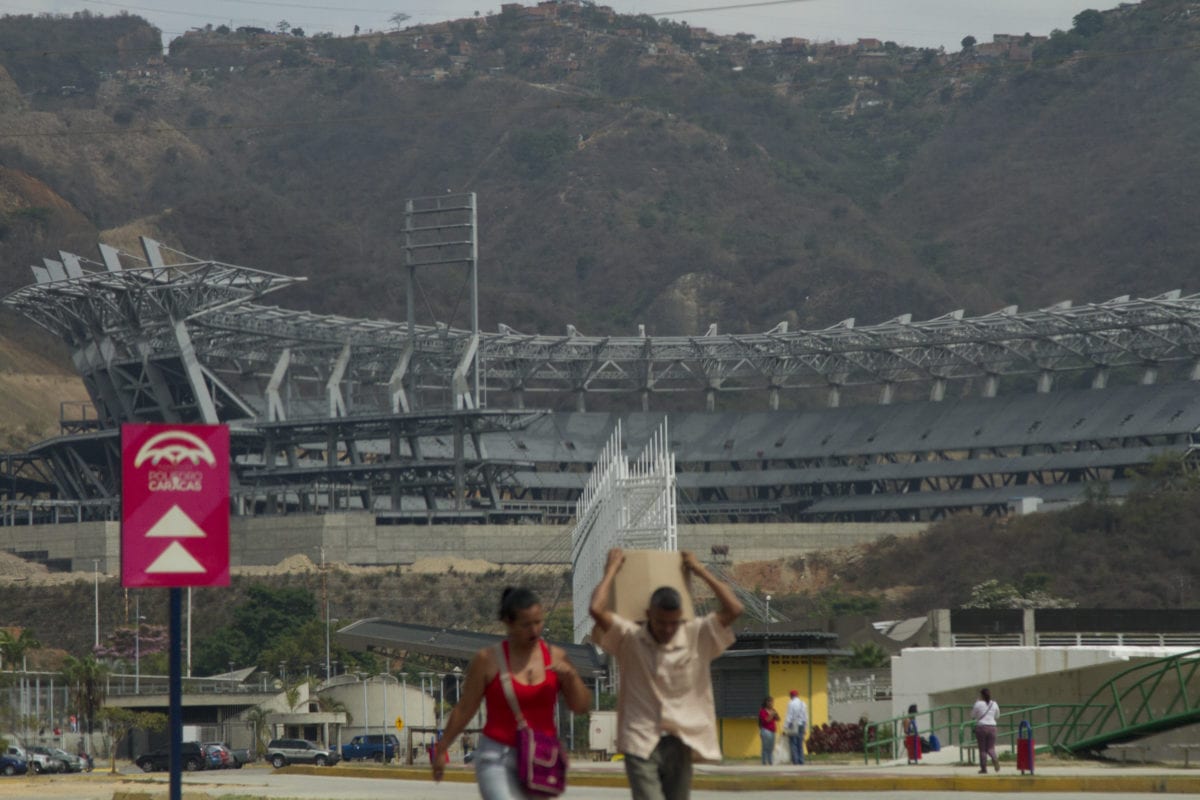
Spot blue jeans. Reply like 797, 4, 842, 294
474, 734, 534, 800
789, 726, 806, 764
760, 729, 775, 765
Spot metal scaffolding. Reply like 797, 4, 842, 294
4, 234, 1200, 525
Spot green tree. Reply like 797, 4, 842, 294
1132, 452, 1197, 495
960, 35, 976, 50
838, 642, 891, 669
60, 655, 110, 735
962, 578, 1075, 610
0, 628, 40, 670
243, 707, 271, 757
96, 708, 166, 773
314, 691, 351, 725
1072, 9, 1105, 37
283, 680, 303, 711
194, 584, 321, 676
508, 127, 573, 177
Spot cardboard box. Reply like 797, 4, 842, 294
612, 550, 695, 622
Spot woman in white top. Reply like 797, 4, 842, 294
970, 687, 1000, 774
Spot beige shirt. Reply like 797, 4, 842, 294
594, 612, 736, 762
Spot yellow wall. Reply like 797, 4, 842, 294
719, 656, 830, 759
720, 718, 761, 759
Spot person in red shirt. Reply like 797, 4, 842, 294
759, 696, 780, 765
433, 587, 591, 798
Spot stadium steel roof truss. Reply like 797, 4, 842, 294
5, 238, 1200, 523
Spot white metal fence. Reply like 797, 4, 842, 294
571, 419, 676, 643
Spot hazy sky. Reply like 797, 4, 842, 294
8, 0, 1110, 51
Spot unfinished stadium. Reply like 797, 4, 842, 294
3, 199, 1200, 536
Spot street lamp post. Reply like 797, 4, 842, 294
765, 594, 772, 637
93, 559, 100, 649
319, 547, 331, 682
359, 673, 370, 736
134, 594, 145, 694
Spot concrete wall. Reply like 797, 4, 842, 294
322, 676, 442, 745
829, 698, 891, 724
892, 645, 1191, 722
0, 520, 119, 573
1, 517, 927, 572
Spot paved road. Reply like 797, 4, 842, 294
3, 757, 1196, 800
0, 768, 1182, 800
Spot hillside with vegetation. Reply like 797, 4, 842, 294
779, 471, 1200, 622
3, 475, 1200, 677
0, 1, 1198, 356
2, 2, 1200, 682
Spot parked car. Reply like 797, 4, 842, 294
134, 741, 208, 772
203, 741, 251, 768
265, 738, 339, 768
0, 755, 27, 776
204, 747, 224, 770
5, 746, 59, 774
341, 733, 400, 763
46, 747, 84, 773
207, 743, 232, 768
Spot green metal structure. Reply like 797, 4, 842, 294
1054, 647, 1200, 754
864, 649, 1200, 763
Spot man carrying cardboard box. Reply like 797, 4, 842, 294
590, 548, 744, 800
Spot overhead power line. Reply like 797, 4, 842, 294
645, 0, 818, 17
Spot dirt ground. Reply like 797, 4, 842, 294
0, 548, 864, 597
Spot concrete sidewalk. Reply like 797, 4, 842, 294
285, 757, 1200, 793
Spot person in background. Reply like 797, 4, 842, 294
971, 687, 1000, 774
904, 703, 920, 764
783, 689, 808, 765
758, 696, 780, 765
432, 587, 591, 799
590, 548, 744, 800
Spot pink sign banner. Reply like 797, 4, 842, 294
121, 424, 230, 588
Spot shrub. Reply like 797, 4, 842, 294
806, 721, 866, 754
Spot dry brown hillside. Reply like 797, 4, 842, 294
0, 317, 87, 448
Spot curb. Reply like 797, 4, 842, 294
278, 764, 1200, 793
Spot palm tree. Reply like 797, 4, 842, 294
0, 627, 41, 671
283, 680, 303, 712
243, 707, 271, 758
315, 693, 351, 725
60, 655, 110, 735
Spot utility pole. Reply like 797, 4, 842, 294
321, 546, 331, 681
93, 559, 100, 648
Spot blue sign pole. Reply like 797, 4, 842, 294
169, 587, 182, 800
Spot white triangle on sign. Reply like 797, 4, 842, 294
145, 505, 207, 538
145, 541, 207, 574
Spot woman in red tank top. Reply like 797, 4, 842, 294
433, 587, 591, 799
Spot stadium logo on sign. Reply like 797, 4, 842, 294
133, 431, 219, 469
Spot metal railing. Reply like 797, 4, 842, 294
1054, 648, 1200, 753
956, 704, 1084, 762
828, 674, 891, 703
863, 705, 974, 763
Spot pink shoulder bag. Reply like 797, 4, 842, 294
495, 642, 568, 797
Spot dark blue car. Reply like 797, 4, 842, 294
0, 755, 28, 776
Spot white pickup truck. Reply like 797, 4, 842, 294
4, 745, 62, 774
